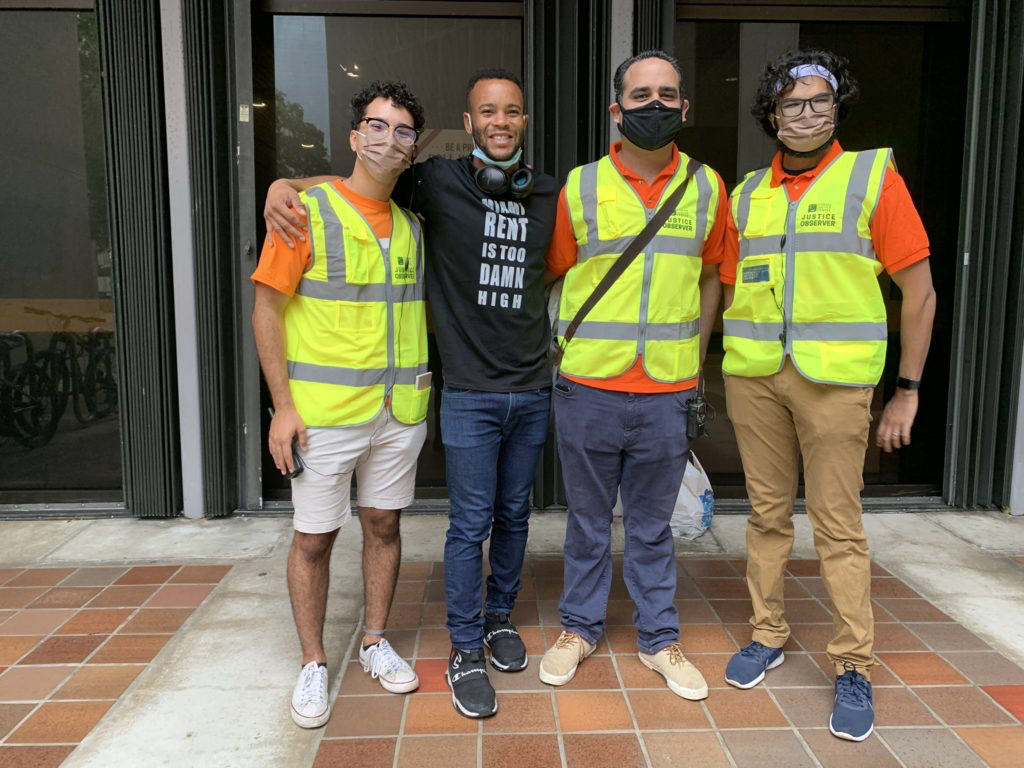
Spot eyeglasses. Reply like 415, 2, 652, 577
776, 92, 837, 118
359, 116, 419, 146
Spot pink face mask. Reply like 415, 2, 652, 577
775, 110, 835, 154
356, 133, 413, 183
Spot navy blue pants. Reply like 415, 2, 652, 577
441, 385, 551, 649
553, 376, 693, 654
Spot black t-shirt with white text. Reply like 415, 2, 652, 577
392, 156, 557, 392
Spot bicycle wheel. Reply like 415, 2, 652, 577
11, 351, 63, 449
46, 333, 74, 423
86, 346, 118, 419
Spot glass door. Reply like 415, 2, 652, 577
249, 4, 525, 502
674, 13, 970, 495
0, 8, 122, 505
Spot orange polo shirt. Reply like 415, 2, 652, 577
720, 141, 929, 285
251, 180, 393, 295
546, 142, 727, 393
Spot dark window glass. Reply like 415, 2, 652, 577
675, 19, 968, 494
253, 13, 523, 498
0, 11, 121, 502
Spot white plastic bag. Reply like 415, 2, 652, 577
671, 452, 714, 540
611, 452, 714, 539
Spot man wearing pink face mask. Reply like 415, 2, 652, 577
251, 81, 428, 729
720, 51, 936, 743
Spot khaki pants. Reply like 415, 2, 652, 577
725, 359, 875, 679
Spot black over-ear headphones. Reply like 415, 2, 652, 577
475, 164, 534, 198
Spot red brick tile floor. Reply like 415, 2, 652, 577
315, 557, 1024, 768
0, 564, 230, 767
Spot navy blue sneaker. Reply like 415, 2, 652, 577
724, 641, 785, 689
830, 665, 874, 741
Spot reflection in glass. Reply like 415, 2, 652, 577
0, 11, 121, 499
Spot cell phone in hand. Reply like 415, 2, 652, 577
268, 407, 304, 478
285, 438, 304, 479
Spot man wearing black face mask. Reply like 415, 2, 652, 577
541, 51, 727, 700
720, 50, 935, 743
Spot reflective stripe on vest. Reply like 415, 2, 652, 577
285, 183, 429, 427
558, 153, 718, 383
723, 148, 891, 386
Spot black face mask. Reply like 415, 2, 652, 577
617, 100, 683, 151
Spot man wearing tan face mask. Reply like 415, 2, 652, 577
720, 51, 936, 743
251, 81, 428, 729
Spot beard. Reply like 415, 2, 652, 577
471, 121, 524, 163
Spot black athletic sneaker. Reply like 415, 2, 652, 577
483, 611, 528, 672
446, 647, 497, 718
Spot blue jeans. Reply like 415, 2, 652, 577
553, 376, 693, 654
441, 385, 551, 649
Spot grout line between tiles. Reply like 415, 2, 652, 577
760, 683, 824, 768
391, 692, 410, 768
531, 563, 570, 768
476, 716, 483, 768
608, 652, 653, 768
699, 694, 739, 768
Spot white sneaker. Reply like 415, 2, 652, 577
360, 638, 419, 693
291, 661, 330, 728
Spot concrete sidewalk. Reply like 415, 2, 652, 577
0, 510, 1022, 766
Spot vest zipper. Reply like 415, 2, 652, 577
381, 241, 395, 402
782, 201, 798, 358
636, 205, 656, 354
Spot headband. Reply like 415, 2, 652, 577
777, 64, 839, 94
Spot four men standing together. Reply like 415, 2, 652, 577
257, 45, 934, 744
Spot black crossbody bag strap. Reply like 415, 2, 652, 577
555, 157, 701, 369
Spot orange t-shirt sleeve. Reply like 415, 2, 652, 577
699, 171, 728, 266
545, 186, 579, 277
251, 231, 311, 297
250, 181, 395, 296
871, 166, 930, 274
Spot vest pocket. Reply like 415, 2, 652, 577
595, 188, 620, 239
336, 302, 379, 333
741, 190, 775, 238
343, 227, 372, 285
731, 254, 784, 325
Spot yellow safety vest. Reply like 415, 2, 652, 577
284, 183, 429, 427
723, 148, 892, 386
557, 153, 719, 382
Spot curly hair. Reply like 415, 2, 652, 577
613, 50, 686, 102
350, 80, 425, 133
751, 49, 859, 139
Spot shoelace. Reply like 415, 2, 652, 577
666, 643, 687, 666
835, 664, 871, 710
738, 641, 777, 664
365, 639, 408, 680
297, 665, 327, 708
555, 631, 580, 650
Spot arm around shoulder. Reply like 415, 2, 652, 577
264, 175, 341, 247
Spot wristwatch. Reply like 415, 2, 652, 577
896, 376, 921, 391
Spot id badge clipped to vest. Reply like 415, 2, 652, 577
739, 255, 777, 288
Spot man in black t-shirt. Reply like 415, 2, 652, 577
265, 69, 556, 720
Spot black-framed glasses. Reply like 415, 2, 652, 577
776, 92, 837, 118
360, 116, 419, 146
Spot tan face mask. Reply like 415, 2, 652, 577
356, 134, 413, 183
775, 110, 836, 154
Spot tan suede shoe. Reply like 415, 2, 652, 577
538, 631, 596, 686
639, 642, 709, 700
